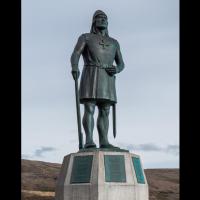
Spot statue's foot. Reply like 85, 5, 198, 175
84, 142, 97, 148
100, 143, 119, 149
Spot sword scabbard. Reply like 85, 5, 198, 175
113, 103, 116, 138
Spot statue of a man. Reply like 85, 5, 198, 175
71, 10, 125, 149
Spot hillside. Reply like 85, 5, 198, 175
21, 159, 179, 200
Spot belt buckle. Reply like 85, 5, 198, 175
102, 64, 108, 69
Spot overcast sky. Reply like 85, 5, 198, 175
22, 0, 179, 168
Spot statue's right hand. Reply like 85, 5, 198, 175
71, 70, 80, 80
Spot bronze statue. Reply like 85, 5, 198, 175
71, 10, 125, 149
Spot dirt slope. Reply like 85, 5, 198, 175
21, 159, 179, 200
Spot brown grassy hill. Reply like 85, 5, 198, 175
21, 159, 179, 200
145, 169, 179, 200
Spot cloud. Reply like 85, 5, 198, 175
165, 144, 179, 156
119, 143, 162, 152
130, 143, 162, 151
22, 154, 33, 159
119, 143, 179, 156
34, 146, 56, 157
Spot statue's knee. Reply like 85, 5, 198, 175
99, 106, 110, 116
85, 103, 95, 115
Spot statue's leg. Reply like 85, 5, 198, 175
97, 103, 114, 148
83, 102, 96, 148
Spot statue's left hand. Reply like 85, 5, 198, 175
105, 66, 117, 76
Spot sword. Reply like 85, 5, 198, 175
74, 78, 84, 149
112, 75, 117, 138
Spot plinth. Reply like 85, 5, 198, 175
55, 149, 149, 200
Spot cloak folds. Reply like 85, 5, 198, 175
71, 10, 124, 104
79, 65, 117, 104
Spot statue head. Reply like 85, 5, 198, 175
90, 10, 109, 36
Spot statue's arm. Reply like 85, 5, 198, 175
115, 41, 125, 73
70, 34, 86, 72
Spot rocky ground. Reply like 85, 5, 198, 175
21, 159, 179, 200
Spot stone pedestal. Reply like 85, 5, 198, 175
55, 149, 149, 200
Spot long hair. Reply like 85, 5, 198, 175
90, 10, 109, 37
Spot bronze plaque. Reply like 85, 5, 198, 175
70, 155, 93, 184
104, 155, 126, 182
132, 157, 145, 184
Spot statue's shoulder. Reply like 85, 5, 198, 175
79, 33, 92, 41
108, 36, 120, 47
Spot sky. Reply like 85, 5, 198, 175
22, 0, 179, 168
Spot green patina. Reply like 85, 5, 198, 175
132, 157, 145, 184
70, 155, 93, 184
71, 10, 125, 150
104, 155, 126, 182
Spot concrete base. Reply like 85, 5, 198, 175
55, 150, 149, 200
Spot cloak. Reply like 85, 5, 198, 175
71, 10, 124, 104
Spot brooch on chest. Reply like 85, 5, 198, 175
99, 39, 110, 49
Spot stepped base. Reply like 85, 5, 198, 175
55, 150, 149, 200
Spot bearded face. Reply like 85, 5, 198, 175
94, 14, 108, 30
90, 11, 109, 36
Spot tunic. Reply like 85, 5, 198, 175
71, 33, 125, 104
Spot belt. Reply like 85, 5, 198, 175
84, 64, 110, 69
